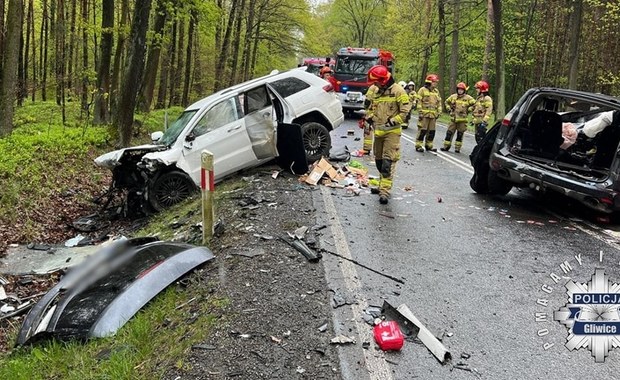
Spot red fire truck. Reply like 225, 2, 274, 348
332, 47, 394, 114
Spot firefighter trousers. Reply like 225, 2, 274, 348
416, 117, 438, 150
363, 125, 374, 154
373, 131, 401, 197
442, 121, 467, 151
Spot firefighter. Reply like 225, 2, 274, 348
364, 65, 411, 204
358, 84, 378, 155
397, 81, 409, 129
319, 66, 333, 80
473, 80, 493, 143
441, 82, 475, 153
415, 74, 442, 152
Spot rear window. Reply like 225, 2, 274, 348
270, 77, 310, 98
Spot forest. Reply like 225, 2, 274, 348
0, 0, 619, 144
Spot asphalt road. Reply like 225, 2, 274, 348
315, 115, 620, 379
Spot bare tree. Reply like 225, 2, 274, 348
139, 0, 167, 112
437, 0, 447, 103
114, 0, 152, 147
93, 0, 113, 124
335, 0, 385, 47
482, 0, 493, 81
0, 0, 24, 137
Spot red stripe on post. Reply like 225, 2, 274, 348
209, 170, 215, 191
201, 167, 206, 190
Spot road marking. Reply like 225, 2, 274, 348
401, 133, 474, 174
320, 186, 393, 380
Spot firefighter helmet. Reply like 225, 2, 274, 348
398, 80, 407, 88
408, 81, 415, 87
368, 65, 391, 86
425, 74, 439, 83
456, 82, 468, 90
475, 80, 489, 92
319, 66, 333, 78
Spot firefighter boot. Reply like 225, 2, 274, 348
455, 131, 464, 153
370, 159, 383, 194
379, 195, 389, 204
425, 130, 437, 152
415, 129, 426, 152
440, 131, 454, 151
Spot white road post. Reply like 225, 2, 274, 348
201, 150, 215, 244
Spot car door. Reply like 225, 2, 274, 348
266, 84, 308, 175
182, 96, 257, 181
241, 85, 279, 160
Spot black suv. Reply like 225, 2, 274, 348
470, 87, 620, 214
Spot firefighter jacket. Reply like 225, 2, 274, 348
366, 83, 411, 136
445, 93, 475, 123
473, 94, 493, 123
417, 86, 442, 118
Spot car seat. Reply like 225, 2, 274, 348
529, 110, 564, 157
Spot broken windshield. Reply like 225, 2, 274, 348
159, 110, 198, 147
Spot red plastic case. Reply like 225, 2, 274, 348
373, 320, 404, 351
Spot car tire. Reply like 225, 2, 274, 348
487, 170, 513, 195
149, 171, 198, 211
301, 122, 331, 163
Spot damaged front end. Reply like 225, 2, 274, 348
94, 145, 169, 216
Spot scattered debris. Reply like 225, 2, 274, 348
330, 335, 356, 345
192, 344, 217, 350
362, 341, 370, 349
64, 234, 86, 247
437, 196, 443, 203
331, 291, 355, 309
279, 236, 322, 262
461, 352, 471, 359
231, 248, 265, 258
394, 303, 451, 363
293, 226, 309, 240
270, 336, 282, 344
373, 320, 404, 351
317, 322, 328, 332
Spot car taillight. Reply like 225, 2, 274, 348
323, 84, 334, 92
502, 111, 513, 126
600, 197, 614, 206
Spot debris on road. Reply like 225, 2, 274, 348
320, 248, 404, 284
373, 320, 404, 351
330, 335, 356, 345
278, 236, 322, 262
317, 322, 328, 332
394, 303, 451, 364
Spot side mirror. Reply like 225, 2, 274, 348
185, 133, 196, 142
151, 131, 164, 142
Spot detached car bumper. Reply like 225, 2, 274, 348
491, 153, 620, 213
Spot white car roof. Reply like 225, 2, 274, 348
185, 67, 324, 111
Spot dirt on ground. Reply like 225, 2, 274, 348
163, 167, 343, 379
0, 164, 344, 378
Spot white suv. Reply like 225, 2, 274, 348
95, 68, 343, 212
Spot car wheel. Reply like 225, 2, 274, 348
487, 170, 513, 195
149, 171, 198, 211
301, 122, 331, 163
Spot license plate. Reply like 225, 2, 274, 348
346, 92, 362, 101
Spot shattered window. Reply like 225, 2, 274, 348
269, 78, 310, 98
245, 86, 271, 114
193, 98, 239, 137
159, 110, 197, 146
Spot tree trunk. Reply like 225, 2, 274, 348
67, 0, 76, 90
166, 19, 177, 107
138, 0, 166, 112
437, 0, 447, 104
55, 0, 66, 124
214, 0, 239, 91
41, 0, 49, 101
242, 0, 256, 81
482, 0, 493, 82
17, 7, 25, 106
229, 0, 246, 86
110, 0, 129, 113
449, 0, 460, 94
420, 0, 433, 86
567, 0, 583, 89
492, 0, 505, 119
29, 0, 36, 102
114, 0, 152, 147
172, 18, 185, 105
155, 23, 172, 109
182, 8, 196, 106
93, 0, 113, 124
80, 0, 89, 113
0, 0, 5, 58
0, 0, 24, 137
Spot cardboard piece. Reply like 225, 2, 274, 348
305, 158, 334, 185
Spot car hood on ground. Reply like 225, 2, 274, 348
94, 144, 167, 169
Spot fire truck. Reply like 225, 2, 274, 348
332, 47, 394, 114
300, 57, 334, 76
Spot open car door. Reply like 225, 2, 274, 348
266, 83, 308, 175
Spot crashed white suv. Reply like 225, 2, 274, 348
95, 68, 343, 213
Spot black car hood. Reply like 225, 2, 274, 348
16, 237, 214, 346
